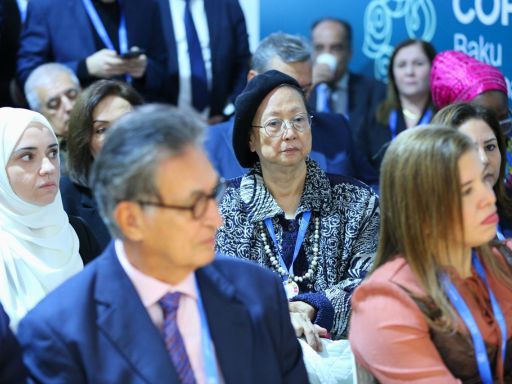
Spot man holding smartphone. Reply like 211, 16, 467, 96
17, 0, 168, 102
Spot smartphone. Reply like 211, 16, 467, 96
120, 49, 145, 59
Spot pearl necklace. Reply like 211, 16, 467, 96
258, 216, 320, 283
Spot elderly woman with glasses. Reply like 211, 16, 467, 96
215, 70, 380, 348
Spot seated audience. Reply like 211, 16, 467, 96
18, 104, 308, 383
350, 126, 512, 382
205, 32, 378, 186
433, 103, 512, 239
215, 70, 380, 343
0, 108, 98, 329
431, 50, 512, 187
24, 63, 82, 161
308, 18, 386, 141
358, 39, 436, 172
17, 0, 167, 101
0, 303, 25, 382
62, 79, 143, 250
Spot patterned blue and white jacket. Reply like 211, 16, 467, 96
215, 160, 380, 338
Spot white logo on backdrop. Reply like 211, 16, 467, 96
363, 0, 437, 81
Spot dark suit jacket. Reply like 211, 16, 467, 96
205, 113, 378, 186
17, 0, 167, 100
0, 0, 21, 106
18, 244, 308, 383
0, 303, 25, 383
157, 0, 250, 116
309, 72, 386, 143
60, 177, 111, 251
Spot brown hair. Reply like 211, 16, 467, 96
67, 80, 143, 186
376, 39, 437, 125
432, 102, 512, 220
377, 126, 512, 331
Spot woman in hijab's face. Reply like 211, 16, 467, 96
6, 122, 60, 206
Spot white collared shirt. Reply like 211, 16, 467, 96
330, 73, 349, 117
169, 0, 212, 118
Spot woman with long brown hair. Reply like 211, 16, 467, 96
350, 126, 512, 382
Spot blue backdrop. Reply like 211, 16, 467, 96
260, 0, 512, 104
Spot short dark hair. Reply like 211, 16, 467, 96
90, 104, 205, 238
67, 80, 144, 187
311, 18, 353, 49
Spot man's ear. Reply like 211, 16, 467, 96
114, 201, 146, 242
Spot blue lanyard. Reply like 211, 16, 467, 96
441, 252, 507, 384
81, 0, 128, 55
194, 279, 221, 383
389, 107, 432, 140
264, 211, 312, 281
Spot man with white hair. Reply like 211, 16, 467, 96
24, 63, 81, 140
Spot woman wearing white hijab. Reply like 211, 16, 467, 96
0, 107, 85, 329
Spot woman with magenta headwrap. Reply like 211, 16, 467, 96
431, 51, 512, 239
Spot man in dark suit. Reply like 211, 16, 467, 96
17, 0, 167, 101
157, 0, 251, 123
18, 104, 308, 384
309, 18, 386, 141
205, 32, 378, 186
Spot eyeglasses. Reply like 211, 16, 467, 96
45, 88, 80, 111
135, 179, 226, 220
252, 113, 313, 137
499, 109, 512, 136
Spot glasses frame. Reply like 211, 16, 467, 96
135, 179, 226, 220
252, 112, 313, 138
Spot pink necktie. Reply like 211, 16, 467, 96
159, 292, 197, 384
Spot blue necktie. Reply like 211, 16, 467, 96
159, 292, 197, 384
184, 0, 209, 112
316, 83, 332, 113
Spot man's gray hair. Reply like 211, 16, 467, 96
90, 104, 205, 239
251, 32, 311, 73
24, 63, 80, 111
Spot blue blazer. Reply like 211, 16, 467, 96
205, 113, 378, 186
17, 0, 167, 100
18, 244, 308, 384
157, 0, 251, 116
0, 303, 25, 383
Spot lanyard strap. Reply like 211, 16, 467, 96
195, 279, 221, 383
81, 0, 128, 54
264, 211, 312, 280
441, 252, 507, 384
389, 107, 433, 140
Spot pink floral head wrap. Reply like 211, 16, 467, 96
430, 50, 507, 109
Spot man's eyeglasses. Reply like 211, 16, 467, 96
136, 179, 226, 220
252, 113, 313, 138
499, 109, 512, 136
45, 88, 80, 111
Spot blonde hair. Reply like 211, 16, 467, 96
376, 125, 512, 331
